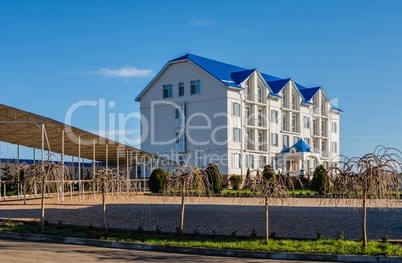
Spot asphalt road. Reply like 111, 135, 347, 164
0, 238, 326, 263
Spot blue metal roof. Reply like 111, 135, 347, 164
171, 53, 248, 88
296, 83, 321, 102
266, 78, 291, 94
281, 139, 313, 153
137, 53, 340, 112
231, 69, 256, 85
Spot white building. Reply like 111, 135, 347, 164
135, 54, 342, 179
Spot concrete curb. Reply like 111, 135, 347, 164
0, 231, 401, 263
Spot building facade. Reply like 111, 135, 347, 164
136, 54, 342, 179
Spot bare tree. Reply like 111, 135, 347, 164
15, 162, 69, 233
252, 166, 301, 243
164, 164, 214, 235
92, 168, 127, 232
326, 146, 402, 248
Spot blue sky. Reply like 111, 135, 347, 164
1, 0, 402, 159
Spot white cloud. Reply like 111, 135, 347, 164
190, 19, 215, 27
94, 66, 153, 77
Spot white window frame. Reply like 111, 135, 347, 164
271, 110, 278, 124
190, 79, 201, 95
271, 133, 278, 146
232, 102, 240, 117
163, 84, 172, 98
233, 127, 241, 143
178, 82, 184, 97
232, 153, 240, 168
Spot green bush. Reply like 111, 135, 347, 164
262, 165, 275, 180
203, 163, 223, 194
310, 165, 329, 195
148, 168, 167, 193
229, 175, 243, 190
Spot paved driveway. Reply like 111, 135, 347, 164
0, 195, 401, 240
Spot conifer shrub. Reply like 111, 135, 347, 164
310, 164, 329, 195
148, 168, 167, 193
203, 163, 223, 194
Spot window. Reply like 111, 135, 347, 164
174, 104, 186, 127
190, 79, 201, 95
258, 108, 263, 126
282, 90, 286, 108
258, 132, 264, 151
232, 102, 240, 117
246, 130, 253, 150
246, 80, 251, 100
283, 135, 289, 148
246, 106, 252, 125
271, 133, 278, 146
291, 94, 296, 109
304, 137, 310, 145
257, 86, 262, 103
332, 141, 338, 153
232, 153, 241, 168
304, 116, 310, 129
321, 102, 325, 115
178, 82, 184, 97
294, 136, 300, 144
271, 110, 278, 124
233, 128, 241, 143
175, 132, 186, 152
313, 119, 317, 135
291, 115, 296, 132
332, 122, 337, 133
247, 154, 254, 169
163, 84, 172, 98
282, 113, 287, 131
321, 141, 326, 152
321, 120, 326, 137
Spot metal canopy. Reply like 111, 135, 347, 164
0, 103, 169, 166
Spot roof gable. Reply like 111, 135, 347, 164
266, 78, 291, 95
297, 84, 321, 102
281, 139, 313, 153
230, 69, 256, 85
173, 53, 248, 88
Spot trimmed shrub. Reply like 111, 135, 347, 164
229, 175, 243, 190
148, 168, 167, 193
262, 165, 275, 180
310, 164, 329, 195
203, 163, 223, 194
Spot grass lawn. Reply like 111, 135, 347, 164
1, 220, 401, 257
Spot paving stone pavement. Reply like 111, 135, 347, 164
0, 194, 401, 240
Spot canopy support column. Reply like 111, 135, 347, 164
126, 150, 129, 193
61, 129, 65, 203
92, 139, 96, 200
78, 136, 82, 200
135, 153, 138, 194
40, 124, 45, 233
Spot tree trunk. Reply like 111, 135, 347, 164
179, 182, 185, 233
362, 196, 367, 248
102, 180, 107, 232
265, 196, 269, 243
